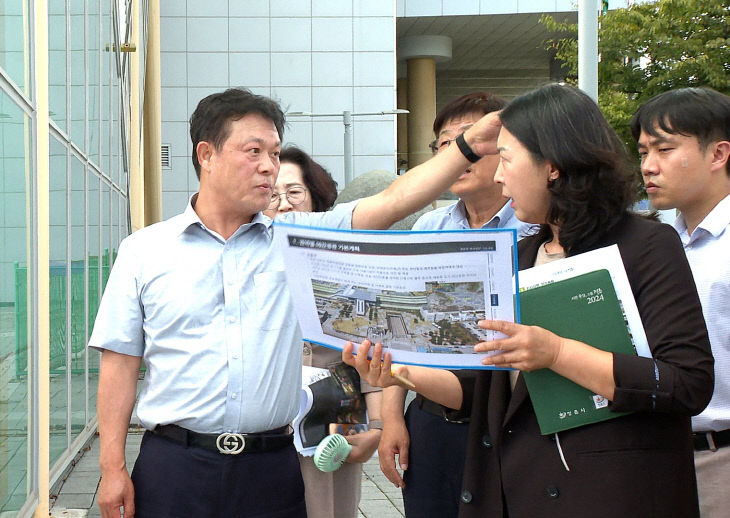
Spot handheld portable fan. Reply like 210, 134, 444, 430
313, 434, 352, 472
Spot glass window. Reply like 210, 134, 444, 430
87, 172, 100, 336
87, 172, 101, 412
0, 1, 30, 96
111, 193, 119, 259
48, 0, 67, 132
69, 0, 85, 146
49, 136, 68, 466
70, 153, 86, 441
101, 182, 110, 293
100, 3, 111, 175
0, 89, 31, 513
87, 3, 100, 166
111, 72, 120, 187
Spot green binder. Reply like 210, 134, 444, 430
520, 269, 636, 435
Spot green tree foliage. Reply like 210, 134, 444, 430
542, 0, 729, 159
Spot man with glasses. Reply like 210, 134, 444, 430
378, 92, 534, 518
91, 88, 503, 518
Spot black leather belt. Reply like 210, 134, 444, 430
153, 424, 293, 455
416, 395, 468, 424
693, 429, 730, 451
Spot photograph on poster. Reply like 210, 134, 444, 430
274, 222, 518, 369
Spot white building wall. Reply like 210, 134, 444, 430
397, 0, 577, 16
396, 0, 636, 16
160, 0, 398, 220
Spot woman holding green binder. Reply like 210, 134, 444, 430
344, 84, 714, 518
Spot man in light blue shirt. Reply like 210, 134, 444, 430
412, 196, 530, 234
378, 92, 534, 518
632, 87, 730, 518
91, 88, 504, 518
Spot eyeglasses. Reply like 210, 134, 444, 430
430, 123, 475, 155
268, 185, 309, 208
429, 137, 457, 155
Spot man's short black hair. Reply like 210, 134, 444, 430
189, 88, 285, 179
631, 87, 730, 150
433, 91, 506, 136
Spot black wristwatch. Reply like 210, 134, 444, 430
455, 133, 482, 163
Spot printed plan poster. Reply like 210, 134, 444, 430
274, 223, 518, 369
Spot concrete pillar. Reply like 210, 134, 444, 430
397, 35, 451, 169
406, 58, 436, 168
143, 0, 162, 226
129, 0, 144, 232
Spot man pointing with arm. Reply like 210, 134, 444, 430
93, 87, 502, 518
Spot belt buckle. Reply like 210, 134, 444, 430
216, 432, 246, 454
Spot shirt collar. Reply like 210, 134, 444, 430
176, 193, 273, 237
175, 193, 204, 236
451, 199, 514, 229
492, 199, 517, 228
449, 200, 470, 228
674, 193, 730, 240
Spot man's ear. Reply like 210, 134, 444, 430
196, 141, 214, 174
710, 140, 730, 175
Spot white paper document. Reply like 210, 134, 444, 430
516, 244, 650, 358
274, 222, 518, 369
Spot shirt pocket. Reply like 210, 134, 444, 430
253, 270, 295, 331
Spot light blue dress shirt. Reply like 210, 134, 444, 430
411, 199, 536, 238
674, 194, 730, 433
89, 196, 358, 434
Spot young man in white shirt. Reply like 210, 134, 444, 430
632, 87, 730, 518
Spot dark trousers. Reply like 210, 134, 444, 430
402, 401, 469, 518
131, 431, 307, 518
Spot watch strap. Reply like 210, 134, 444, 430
455, 133, 481, 163
367, 419, 383, 431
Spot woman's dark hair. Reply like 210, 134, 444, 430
433, 91, 506, 135
189, 88, 285, 179
279, 146, 338, 212
500, 84, 637, 253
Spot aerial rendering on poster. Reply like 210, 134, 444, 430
274, 222, 518, 368
313, 280, 491, 354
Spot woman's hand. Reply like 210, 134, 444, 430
475, 320, 566, 372
341, 340, 410, 389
